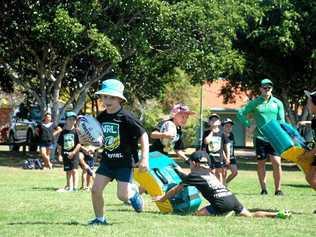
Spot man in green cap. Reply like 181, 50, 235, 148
238, 79, 285, 196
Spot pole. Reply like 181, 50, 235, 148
198, 83, 203, 149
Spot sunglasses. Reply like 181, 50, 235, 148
261, 86, 272, 90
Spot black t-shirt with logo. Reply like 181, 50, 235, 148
181, 172, 244, 214
223, 132, 235, 159
97, 108, 146, 168
150, 119, 184, 154
57, 128, 79, 155
202, 130, 224, 162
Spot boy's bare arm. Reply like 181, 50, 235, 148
57, 145, 62, 162
137, 132, 149, 172
69, 144, 82, 159
153, 184, 184, 202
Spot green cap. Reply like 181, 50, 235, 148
260, 78, 273, 86
65, 111, 77, 119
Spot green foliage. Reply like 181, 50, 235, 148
227, 0, 316, 123
1, 0, 251, 116
88, 28, 121, 62
142, 68, 200, 147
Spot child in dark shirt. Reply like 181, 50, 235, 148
154, 150, 291, 219
84, 78, 149, 225
57, 111, 81, 192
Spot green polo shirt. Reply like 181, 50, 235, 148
237, 95, 285, 141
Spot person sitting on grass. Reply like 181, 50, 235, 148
57, 111, 81, 192
153, 150, 291, 219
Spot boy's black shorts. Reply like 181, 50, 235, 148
84, 154, 95, 169
63, 153, 79, 171
207, 194, 245, 215
209, 154, 225, 169
255, 138, 277, 160
229, 157, 237, 165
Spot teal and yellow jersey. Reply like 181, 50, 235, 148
237, 95, 285, 141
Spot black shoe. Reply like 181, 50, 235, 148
88, 218, 108, 225
275, 190, 284, 196
260, 189, 268, 195
313, 210, 316, 214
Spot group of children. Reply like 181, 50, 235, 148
202, 114, 238, 185
36, 111, 96, 192
34, 77, 293, 225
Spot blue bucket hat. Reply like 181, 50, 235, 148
65, 111, 77, 119
95, 79, 127, 102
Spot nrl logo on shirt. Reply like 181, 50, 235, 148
102, 122, 120, 151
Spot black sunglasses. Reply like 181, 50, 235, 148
261, 86, 272, 90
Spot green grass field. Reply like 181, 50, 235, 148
0, 151, 315, 237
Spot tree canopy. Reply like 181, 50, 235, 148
227, 0, 316, 123
1, 0, 246, 121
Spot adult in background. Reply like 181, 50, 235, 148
35, 112, 61, 169
238, 79, 285, 195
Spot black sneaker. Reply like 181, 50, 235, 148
260, 189, 268, 195
275, 190, 284, 196
88, 218, 108, 225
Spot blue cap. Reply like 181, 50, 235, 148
95, 79, 127, 102
260, 78, 273, 86
65, 111, 77, 119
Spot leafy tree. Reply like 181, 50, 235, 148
227, 0, 316, 124
1, 0, 248, 122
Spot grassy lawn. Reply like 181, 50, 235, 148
0, 151, 315, 237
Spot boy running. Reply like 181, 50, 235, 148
86, 78, 149, 225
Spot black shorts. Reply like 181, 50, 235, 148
229, 157, 237, 165
83, 154, 95, 169
63, 153, 79, 171
209, 154, 225, 169
255, 138, 277, 160
206, 194, 245, 215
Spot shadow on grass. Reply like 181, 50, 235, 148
248, 208, 278, 212
0, 149, 301, 172
0, 151, 39, 167
283, 183, 311, 188
31, 187, 59, 191
176, 157, 300, 172
8, 221, 85, 226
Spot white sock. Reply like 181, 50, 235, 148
96, 216, 105, 222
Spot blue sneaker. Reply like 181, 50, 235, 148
88, 218, 108, 225
129, 192, 144, 213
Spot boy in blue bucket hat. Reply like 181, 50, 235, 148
85, 76, 149, 225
